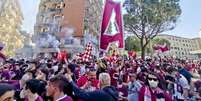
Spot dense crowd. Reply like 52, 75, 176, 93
0, 55, 201, 101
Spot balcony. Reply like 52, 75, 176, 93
51, 0, 64, 3
36, 22, 53, 28
49, 8, 63, 14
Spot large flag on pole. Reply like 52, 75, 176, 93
100, 0, 124, 52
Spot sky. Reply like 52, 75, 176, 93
163, 0, 201, 38
19, 0, 201, 38
19, 0, 40, 34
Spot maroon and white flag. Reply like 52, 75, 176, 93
77, 43, 93, 62
153, 43, 169, 52
100, 0, 124, 51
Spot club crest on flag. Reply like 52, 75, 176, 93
100, 0, 124, 52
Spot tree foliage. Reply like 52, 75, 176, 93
125, 36, 140, 51
0, 0, 24, 56
125, 36, 171, 54
124, 0, 181, 59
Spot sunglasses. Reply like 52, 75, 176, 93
148, 78, 158, 81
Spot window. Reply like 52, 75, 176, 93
65, 38, 74, 45
63, 3, 66, 8
40, 15, 44, 21
55, 2, 65, 9
59, 26, 62, 32
44, 17, 49, 23
53, 15, 63, 24
42, 5, 47, 11
41, 27, 49, 32
56, 5, 61, 9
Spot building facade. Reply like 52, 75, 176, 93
0, 0, 24, 56
158, 34, 201, 58
34, 0, 66, 49
34, 0, 103, 55
192, 38, 201, 50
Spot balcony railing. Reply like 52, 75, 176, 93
49, 8, 63, 13
51, 0, 64, 3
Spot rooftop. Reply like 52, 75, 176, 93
158, 34, 200, 40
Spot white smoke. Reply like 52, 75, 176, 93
37, 34, 60, 49
61, 26, 81, 46
62, 27, 74, 37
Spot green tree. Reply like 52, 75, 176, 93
125, 36, 141, 51
0, 0, 24, 56
124, 0, 181, 59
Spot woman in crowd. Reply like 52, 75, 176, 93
139, 72, 172, 101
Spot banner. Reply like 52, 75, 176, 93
76, 43, 93, 62
153, 44, 169, 53
100, 0, 124, 51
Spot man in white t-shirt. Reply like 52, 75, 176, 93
172, 71, 190, 101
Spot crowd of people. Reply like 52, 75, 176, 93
0, 55, 201, 101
